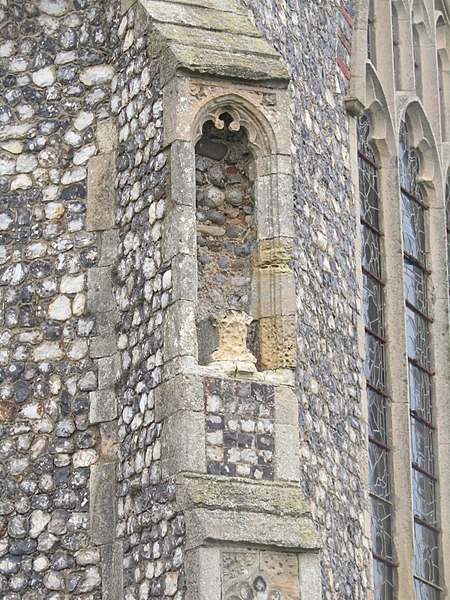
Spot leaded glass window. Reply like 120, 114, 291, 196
358, 115, 395, 600
399, 122, 441, 600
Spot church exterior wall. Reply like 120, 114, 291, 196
0, 1, 448, 599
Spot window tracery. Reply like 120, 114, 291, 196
358, 115, 395, 600
399, 121, 440, 600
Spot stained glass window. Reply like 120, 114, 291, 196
399, 122, 440, 600
358, 115, 395, 600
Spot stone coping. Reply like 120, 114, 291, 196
136, 0, 289, 85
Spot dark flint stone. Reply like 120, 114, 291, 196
256, 434, 274, 450
73, 395, 89, 413
0, 233, 12, 245
41, 37, 56, 53
33, 454, 54, 474
60, 28, 78, 50
0, 555, 21, 573
76, 430, 95, 448
30, 224, 42, 239
196, 139, 227, 161
206, 414, 224, 430
82, 126, 94, 142
29, 259, 52, 279
80, 247, 97, 267
117, 155, 129, 172
16, 208, 30, 226
33, 51, 52, 70
253, 576, 267, 592
38, 103, 59, 118
260, 465, 274, 480
221, 463, 236, 476
9, 540, 37, 555
3, 75, 17, 88
223, 431, 237, 447
237, 433, 253, 448
57, 65, 78, 83
8, 363, 24, 380
150, 575, 165, 595
54, 468, 70, 486
61, 184, 86, 199
1, 23, 19, 40
21, 19, 40, 36
9, 4, 25, 20
78, 48, 104, 66
13, 381, 30, 404
206, 460, 222, 475
22, 85, 42, 103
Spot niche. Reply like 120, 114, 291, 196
195, 113, 258, 371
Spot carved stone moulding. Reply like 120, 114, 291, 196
223, 549, 300, 600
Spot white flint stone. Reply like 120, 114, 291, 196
74, 112, 94, 131
16, 154, 37, 173
48, 295, 72, 321
75, 548, 100, 566
42, 185, 59, 202
0, 154, 16, 175
78, 566, 101, 593
0, 41, 14, 58
63, 130, 83, 147
0, 141, 22, 154
32, 66, 56, 88
73, 144, 96, 165
118, 15, 127, 38
30, 510, 51, 538
39, 0, 68, 16
67, 339, 88, 360
72, 293, 86, 317
11, 174, 32, 190
44, 570, 64, 591
73, 449, 98, 468
9, 57, 28, 72
33, 342, 63, 361
33, 556, 50, 572
61, 167, 86, 184
0, 213, 13, 231
55, 50, 77, 64
61, 274, 85, 294
0, 263, 27, 285
80, 65, 114, 86
49, 375, 62, 395
17, 104, 35, 120
44, 202, 65, 220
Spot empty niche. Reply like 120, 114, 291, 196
195, 112, 257, 370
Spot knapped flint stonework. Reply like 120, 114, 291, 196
112, 7, 185, 600
205, 377, 274, 480
0, 1, 121, 596
239, 0, 372, 598
0, 0, 374, 598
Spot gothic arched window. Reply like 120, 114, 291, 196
399, 121, 440, 600
358, 115, 395, 600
